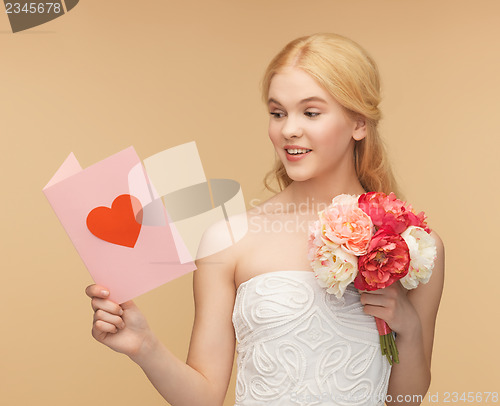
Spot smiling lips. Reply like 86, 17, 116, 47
284, 145, 312, 161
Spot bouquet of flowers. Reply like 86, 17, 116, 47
307, 192, 437, 365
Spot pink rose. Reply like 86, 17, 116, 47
354, 228, 410, 291
320, 194, 373, 256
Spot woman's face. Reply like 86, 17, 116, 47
267, 67, 366, 183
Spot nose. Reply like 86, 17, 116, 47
281, 115, 303, 140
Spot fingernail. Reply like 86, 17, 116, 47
101, 290, 109, 296
119, 308, 124, 315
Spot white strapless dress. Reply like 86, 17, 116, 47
232, 271, 391, 406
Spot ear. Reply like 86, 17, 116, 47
352, 116, 367, 141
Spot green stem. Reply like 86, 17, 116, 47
379, 333, 399, 366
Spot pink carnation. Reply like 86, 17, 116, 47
358, 192, 430, 234
354, 228, 410, 291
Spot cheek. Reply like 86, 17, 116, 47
268, 122, 281, 146
313, 121, 352, 150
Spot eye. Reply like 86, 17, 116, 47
305, 111, 320, 118
269, 112, 285, 119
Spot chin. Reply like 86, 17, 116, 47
285, 170, 313, 182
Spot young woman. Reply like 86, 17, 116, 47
86, 33, 444, 406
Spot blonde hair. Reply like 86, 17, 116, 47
261, 32, 402, 198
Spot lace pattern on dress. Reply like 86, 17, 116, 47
232, 271, 391, 406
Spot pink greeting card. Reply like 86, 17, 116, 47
43, 146, 196, 304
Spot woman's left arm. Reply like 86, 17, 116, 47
359, 230, 445, 406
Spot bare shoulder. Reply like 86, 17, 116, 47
194, 215, 241, 278
428, 228, 445, 285
430, 229, 445, 263
193, 200, 267, 278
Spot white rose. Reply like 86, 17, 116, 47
400, 226, 437, 290
311, 245, 358, 298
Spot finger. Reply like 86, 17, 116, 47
362, 304, 392, 321
85, 284, 111, 299
93, 319, 119, 334
91, 297, 124, 316
119, 300, 137, 311
360, 292, 392, 307
94, 309, 125, 330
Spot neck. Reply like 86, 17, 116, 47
284, 166, 366, 213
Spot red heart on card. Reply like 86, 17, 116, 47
86, 194, 142, 248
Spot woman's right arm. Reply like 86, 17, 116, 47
86, 231, 238, 406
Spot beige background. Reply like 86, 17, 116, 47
1, 0, 499, 404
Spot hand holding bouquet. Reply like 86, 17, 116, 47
308, 192, 437, 365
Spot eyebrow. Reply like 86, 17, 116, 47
267, 96, 328, 106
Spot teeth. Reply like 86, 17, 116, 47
286, 148, 311, 155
